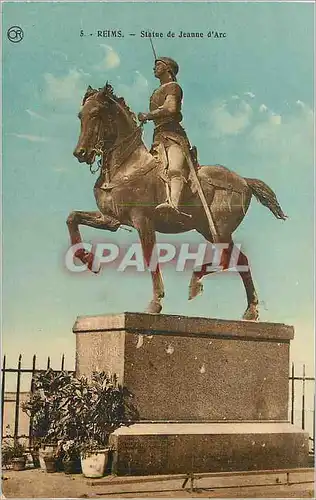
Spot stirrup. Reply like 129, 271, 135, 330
155, 202, 192, 219
155, 201, 171, 211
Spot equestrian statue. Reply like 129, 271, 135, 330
67, 55, 286, 320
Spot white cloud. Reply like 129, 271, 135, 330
258, 104, 281, 124
245, 92, 255, 98
116, 71, 149, 107
209, 99, 253, 137
52, 50, 69, 62
259, 104, 268, 113
133, 71, 149, 91
11, 133, 49, 142
269, 114, 282, 125
94, 45, 120, 71
207, 95, 313, 169
249, 100, 313, 165
44, 69, 90, 102
295, 99, 313, 118
26, 109, 45, 120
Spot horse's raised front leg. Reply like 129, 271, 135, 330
135, 218, 165, 314
66, 210, 120, 273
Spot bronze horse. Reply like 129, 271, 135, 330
68, 83, 286, 320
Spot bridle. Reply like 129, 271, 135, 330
88, 95, 144, 177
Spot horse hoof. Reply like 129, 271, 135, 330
242, 304, 259, 321
145, 301, 162, 314
189, 278, 203, 300
74, 250, 100, 274
89, 255, 101, 274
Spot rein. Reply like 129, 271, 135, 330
89, 96, 144, 177
89, 123, 144, 176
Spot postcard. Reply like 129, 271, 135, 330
1, 1, 314, 498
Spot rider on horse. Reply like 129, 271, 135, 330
138, 56, 193, 215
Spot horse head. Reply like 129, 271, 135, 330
73, 83, 137, 166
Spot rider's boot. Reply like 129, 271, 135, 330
155, 176, 184, 214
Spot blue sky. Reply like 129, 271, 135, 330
2, 2, 314, 374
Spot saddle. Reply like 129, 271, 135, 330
100, 143, 199, 195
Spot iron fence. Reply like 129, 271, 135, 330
1, 354, 74, 444
1, 356, 315, 452
289, 362, 315, 453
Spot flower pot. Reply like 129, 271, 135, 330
44, 456, 58, 473
56, 457, 64, 472
12, 456, 26, 471
63, 458, 81, 475
80, 449, 109, 478
31, 451, 40, 469
39, 446, 57, 470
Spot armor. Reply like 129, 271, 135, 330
141, 57, 192, 214
149, 82, 190, 154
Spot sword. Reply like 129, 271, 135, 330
184, 151, 220, 243
149, 36, 157, 61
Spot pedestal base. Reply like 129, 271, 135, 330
74, 313, 309, 476
110, 422, 309, 476
74, 312, 293, 421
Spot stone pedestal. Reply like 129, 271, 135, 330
73, 312, 309, 475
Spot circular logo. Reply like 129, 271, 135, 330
7, 26, 24, 43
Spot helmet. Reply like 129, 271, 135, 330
156, 57, 179, 77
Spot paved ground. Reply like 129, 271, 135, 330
2, 468, 314, 499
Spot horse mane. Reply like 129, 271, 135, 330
82, 83, 137, 126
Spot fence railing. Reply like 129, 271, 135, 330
1, 356, 315, 453
1, 354, 74, 444
289, 362, 315, 453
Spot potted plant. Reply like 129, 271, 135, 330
54, 372, 138, 478
42, 450, 60, 473
60, 440, 81, 474
79, 373, 138, 477
21, 369, 72, 470
22, 368, 138, 477
1, 439, 27, 471
80, 439, 110, 479
30, 441, 41, 468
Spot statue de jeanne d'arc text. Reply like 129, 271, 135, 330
67, 54, 286, 321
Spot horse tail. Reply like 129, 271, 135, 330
245, 178, 287, 220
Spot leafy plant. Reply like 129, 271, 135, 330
59, 439, 80, 462
21, 369, 73, 444
2, 439, 27, 467
22, 369, 138, 456
51, 372, 138, 452
78, 438, 101, 459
